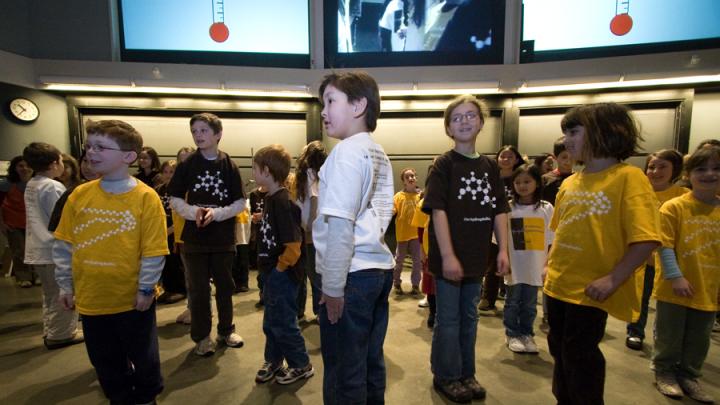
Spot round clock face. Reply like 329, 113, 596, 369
9, 98, 39, 122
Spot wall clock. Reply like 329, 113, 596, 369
8, 98, 40, 123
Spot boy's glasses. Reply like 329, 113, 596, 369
84, 144, 129, 153
450, 112, 479, 123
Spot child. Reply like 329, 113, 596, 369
171, 146, 194, 325
625, 149, 688, 350
502, 164, 554, 354
0, 156, 34, 287
423, 95, 510, 403
23, 142, 83, 350
393, 167, 423, 295
544, 103, 661, 404
313, 72, 395, 405
252, 144, 313, 385
411, 193, 435, 328
232, 199, 251, 293
652, 146, 720, 403
155, 160, 186, 303
135, 146, 161, 187
167, 113, 245, 356
53, 120, 169, 404
542, 136, 574, 205
250, 184, 269, 307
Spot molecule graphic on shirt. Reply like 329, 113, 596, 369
458, 171, 496, 207
73, 208, 137, 251
558, 190, 612, 227
193, 170, 229, 200
680, 217, 720, 258
260, 214, 276, 250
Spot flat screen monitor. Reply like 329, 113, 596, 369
324, 0, 505, 68
520, 0, 720, 63
118, 0, 310, 68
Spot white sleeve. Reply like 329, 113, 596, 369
52, 239, 74, 295
210, 198, 245, 223
169, 197, 199, 221
138, 256, 165, 290
320, 216, 354, 297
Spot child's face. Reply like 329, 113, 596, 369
252, 163, 273, 188
497, 150, 517, 171
541, 156, 555, 174
563, 126, 586, 162
191, 121, 221, 150
50, 158, 65, 179
80, 155, 100, 180
138, 151, 152, 170
556, 150, 573, 173
513, 172, 537, 201
402, 170, 417, 190
689, 157, 720, 195
447, 103, 483, 143
321, 84, 358, 140
85, 134, 134, 177
161, 165, 175, 183
646, 157, 674, 190
15, 160, 33, 182
177, 150, 191, 162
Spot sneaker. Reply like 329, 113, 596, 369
175, 308, 191, 325
44, 331, 85, 350
625, 335, 643, 351
678, 376, 715, 403
194, 336, 217, 356
234, 285, 249, 294
477, 299, 497, 314
394, 283, 404, 295
506, 336, 526, 353
433, 378, 472, 403
655, 371, 683, 399
217, 332, 244, 348
713, 320, 720, 333
410, 286, 421, 296
18, 280, 32, 288
33, 278, 42, 286
460, 376, 487, 400
418, 297, 429, 308
521, 335, 539, 354
255, 361, 284, 383
498, 288, 506, 300
427, 313, 435, 329
275, 363, 314, 385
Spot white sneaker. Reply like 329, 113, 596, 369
217, 332, 244, 348
418, 297, 429, 308
712, 320, 720, 333
194, 336, 217, 356
506, 336, 525, 353
521, 335, 539, 354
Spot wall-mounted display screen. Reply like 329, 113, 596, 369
521, 0, 720, 63
325, 0, 505, 68
118, 0, 310, 68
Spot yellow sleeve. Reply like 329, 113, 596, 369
277, 242, 302, 271
622, 172, 662, 245
411, 198, 430, 228
659, 200, 680, 249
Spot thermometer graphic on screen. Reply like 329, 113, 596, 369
610, 0, 633, 36
209, 0, 229, 42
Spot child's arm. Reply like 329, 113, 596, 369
169, 197, 200, 221
320, 215, 354, 324
201, 198, 246, 226
585, 241, 659, 302
493, 212, 509, 276
52, 239, 75, 310
135, 256, 165, 311
432, 209, 463, 281
277, 242, 302, 270
659, 247, 694, 297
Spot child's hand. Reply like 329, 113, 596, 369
542, 266, 548, 282
252, 212, 263, 223
320, 293, 344, 324
167, 225, 174, 235
200, 208, 214, 227
495, 251, 510, 276
585, 274, 619, 302
58, 294, 75, 310
441, 254, 464, 281
671, 277, 694, 298
135, 293, 154, 311
195, 208, 207, 227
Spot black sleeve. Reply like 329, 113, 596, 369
167, 158, 189, 199
489, 159, 510, 215
47, 188, 72, 232
422, 153, 450, 214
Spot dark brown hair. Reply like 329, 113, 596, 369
60, 153, 81, 188
85, 119, 143, 155
23, 142, 62, 172
443, 95, 489, 137
400, 167, 416, 182
254, 144, 292, 184
138, 146, 161, 174
295, 141, 327, 202
685, 145, 720, 174
190, 112, 223, 134
645, 149, 684, 183
319, 71, 381, 132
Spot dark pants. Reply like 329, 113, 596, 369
481, 243, 502, 306
320, 270, 393, 405
298, 243, 322, 317
232, 244, 250, 288
182, 251, 236, 342
162, 236, 186, 295
547, 295, 608, 405
264, 268, 310, 368
82, 303, 163, 404
627, 264, 654, 339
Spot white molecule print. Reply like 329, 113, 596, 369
260, 214, 276, 250
73, 208, 136, 251
681, 217, 720, 258
558, 191, 612, 226
457, 171, 496, 207
193, 170, 229, 200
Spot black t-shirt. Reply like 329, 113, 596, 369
541, 170, 573, 206
257, 188, 304, 280
422, 151, 510, 280
135, 169, 160, 187
167, 150, 244, 250
249, 188, 268, 242
154, 183, 173, 228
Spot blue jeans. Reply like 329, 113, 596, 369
431, 278, 482, 380
503, 283, 539, 337
320, 270, 393, 405
627, 264, 655, 339
263, 268, 309, 369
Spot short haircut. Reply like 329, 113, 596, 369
685, 145, 720, 174
552, 136, 567, 156
400, 167, 416, 181
254, 144, 291, 184
443, 94, 489, 136
319, 71, 381, 132
23, 142, 62, 172
510, 163, 544, 209
496, 145, 525, 170
190, 112, 223, 134
85, 119, 143, 155
645, 149, 684, 183
561, 103, 642, 162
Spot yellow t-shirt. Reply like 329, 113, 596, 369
411, 197, 430, 254
54, 180, 169, 315
394, 191, 420, 242
653, 193, 720, 312
543, 163, 661, 322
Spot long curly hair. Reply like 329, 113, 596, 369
295, 141, 328, 203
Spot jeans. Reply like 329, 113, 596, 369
503, 283, 538, 337
627, 264, 654, 339
263, 268, 310, 368
82, 303, 163, 404
431, 278, 482, 380
393, 239, 422, 287
320, 270, 392, 405
298, 244, 321, 316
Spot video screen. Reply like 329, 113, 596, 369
119, 0, 310, 67
521, 0, 720, 62
327, 0, 505, 67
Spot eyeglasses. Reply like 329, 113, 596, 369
84, 144, 129, 153
450, 111, 479, 123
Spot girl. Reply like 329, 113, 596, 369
393, 167, 423, 296
48, 150, 100, 233
294, 140, 327, 321
544, 103, 661, 404
625, 149, 689, 350
652, 146, 720, 403
155, 159, 186, 303
57, 153, 81, 189
534, 153, 555, 175
0, 156, 35, 287
503, 164, 554, 354
135, 146, 161, 186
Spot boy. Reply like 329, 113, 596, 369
542, 136, 574, 205
314, 72, 395, 404
168, 112, 245, 356
252, 144, 313, 385
250, 185, 269, 307
393, 168, 423, 295
54, 120, 169, 404
23, 142, 83, 350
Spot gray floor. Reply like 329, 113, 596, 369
0, 272, 719, 405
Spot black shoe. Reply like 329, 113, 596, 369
427, 313, 435, 329
255, 299, 264, 308
625, 335, 643, 350
433, 378, 472, 403
461, 376, 487, 400
234, 285, 249, 294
